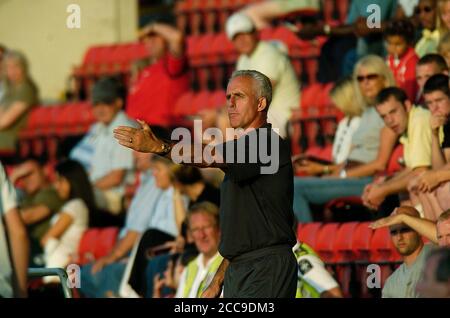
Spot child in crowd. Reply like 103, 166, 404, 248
385, 19, 419, 102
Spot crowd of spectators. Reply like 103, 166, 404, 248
1, 0, 450, 298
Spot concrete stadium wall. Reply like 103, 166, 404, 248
0, 0, 138, 101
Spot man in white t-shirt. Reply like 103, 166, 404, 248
226, 12, 300, 138
0, 162, 29, 298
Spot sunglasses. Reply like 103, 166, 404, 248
415, 6, 433, 14
390, 226, 414, 236
356, 73, 380, 82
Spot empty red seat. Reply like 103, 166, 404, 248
352, 222, 373, 263
385, 144, 404, 176
94, 227, 120, 259
208, 89, 227, 110
315, 223, 340, 264
297, 222, 322, 250
77, 229, 101, 265
334, 222, 359, 263
370, 227, 400, 263
174, 91, 196, 118
192, 90, 211, 113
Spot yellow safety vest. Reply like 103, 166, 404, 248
183, 253, 223, 298
293, 242, 321, 298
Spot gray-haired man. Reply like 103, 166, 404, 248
113, 70, 298, 298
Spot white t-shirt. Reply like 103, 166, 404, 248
0, 162, 18, 297
237, 41, 300, 137
44, 198, 89, 268
332, 116, 361, 164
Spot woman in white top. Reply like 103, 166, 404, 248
294, 76, 363, 175
40, 160, 95, 280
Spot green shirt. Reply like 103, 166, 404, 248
0, 80, 38, 150
20, 186, 64, 241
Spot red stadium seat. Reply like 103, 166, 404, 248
334, 222, 359, 263
315, 223, 340, 264
385, 144, 404, 176
208, 89, 226, 110
370, 227, 397, 263
77, 229, 101, 265
94, 227, 120, 259
352, 222, 373, 262
192, 90, 211, 113
297, 222, 322, 250
174, 91, 196, 118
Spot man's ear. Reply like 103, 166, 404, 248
404, 99, 413, 112
115, 98, 124, 110
257, 97, 267, 112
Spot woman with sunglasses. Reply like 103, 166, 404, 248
415, 0, 440, 57
293, 55, 399, 223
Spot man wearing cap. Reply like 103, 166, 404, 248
226, 12, 300, 138
114, 70, 298, 298
126, 21, 189, 128
70, 77, 137, 215
382, 206, 435, 298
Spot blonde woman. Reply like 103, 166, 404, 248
438, 31, 450, 67
437, 0, 450, 34
0, 50, 38, 153
292, 55, 399, 222
295, 77, 363, 176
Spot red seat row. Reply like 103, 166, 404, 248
73, 43, 148, 77
19, 102, 95, 139
297, 222, 402, 265
173, 89, 227, 118
74, 227, 120, 266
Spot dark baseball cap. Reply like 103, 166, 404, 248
91, 77, 124, 105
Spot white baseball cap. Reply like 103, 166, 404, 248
225, 12, 255, 40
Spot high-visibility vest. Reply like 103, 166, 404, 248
293, 242, 321, 298
183, 253, 223, 298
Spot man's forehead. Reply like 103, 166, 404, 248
227, 76, 254, 93
437, 219, 450, 231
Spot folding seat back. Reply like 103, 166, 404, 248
334, 222, 359, 263
315, 223, 340, 264
77, 228, 100, 265
94, 227, 120, 259
352, 222, 373, 263
297, 222, 322, 250
370, 227, 400, 263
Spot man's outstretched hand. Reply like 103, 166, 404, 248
114, 119, 164, 153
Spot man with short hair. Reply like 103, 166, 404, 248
226, 12, 300, 138
114, 70, 298, 298
9, 159, 63, 261
416, 247, 450, 298
362, 87, 434, 211
175, 202, 222, 298
70, 77, 137, 214
382, 206, 435, 298
415, 54, 449, 104
408, 74, 450, 220
371, 207, 450, 247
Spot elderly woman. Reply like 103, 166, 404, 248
293, 55, 399, 222
0, 50, 38, 154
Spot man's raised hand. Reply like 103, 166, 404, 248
114, 119, 163, 153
